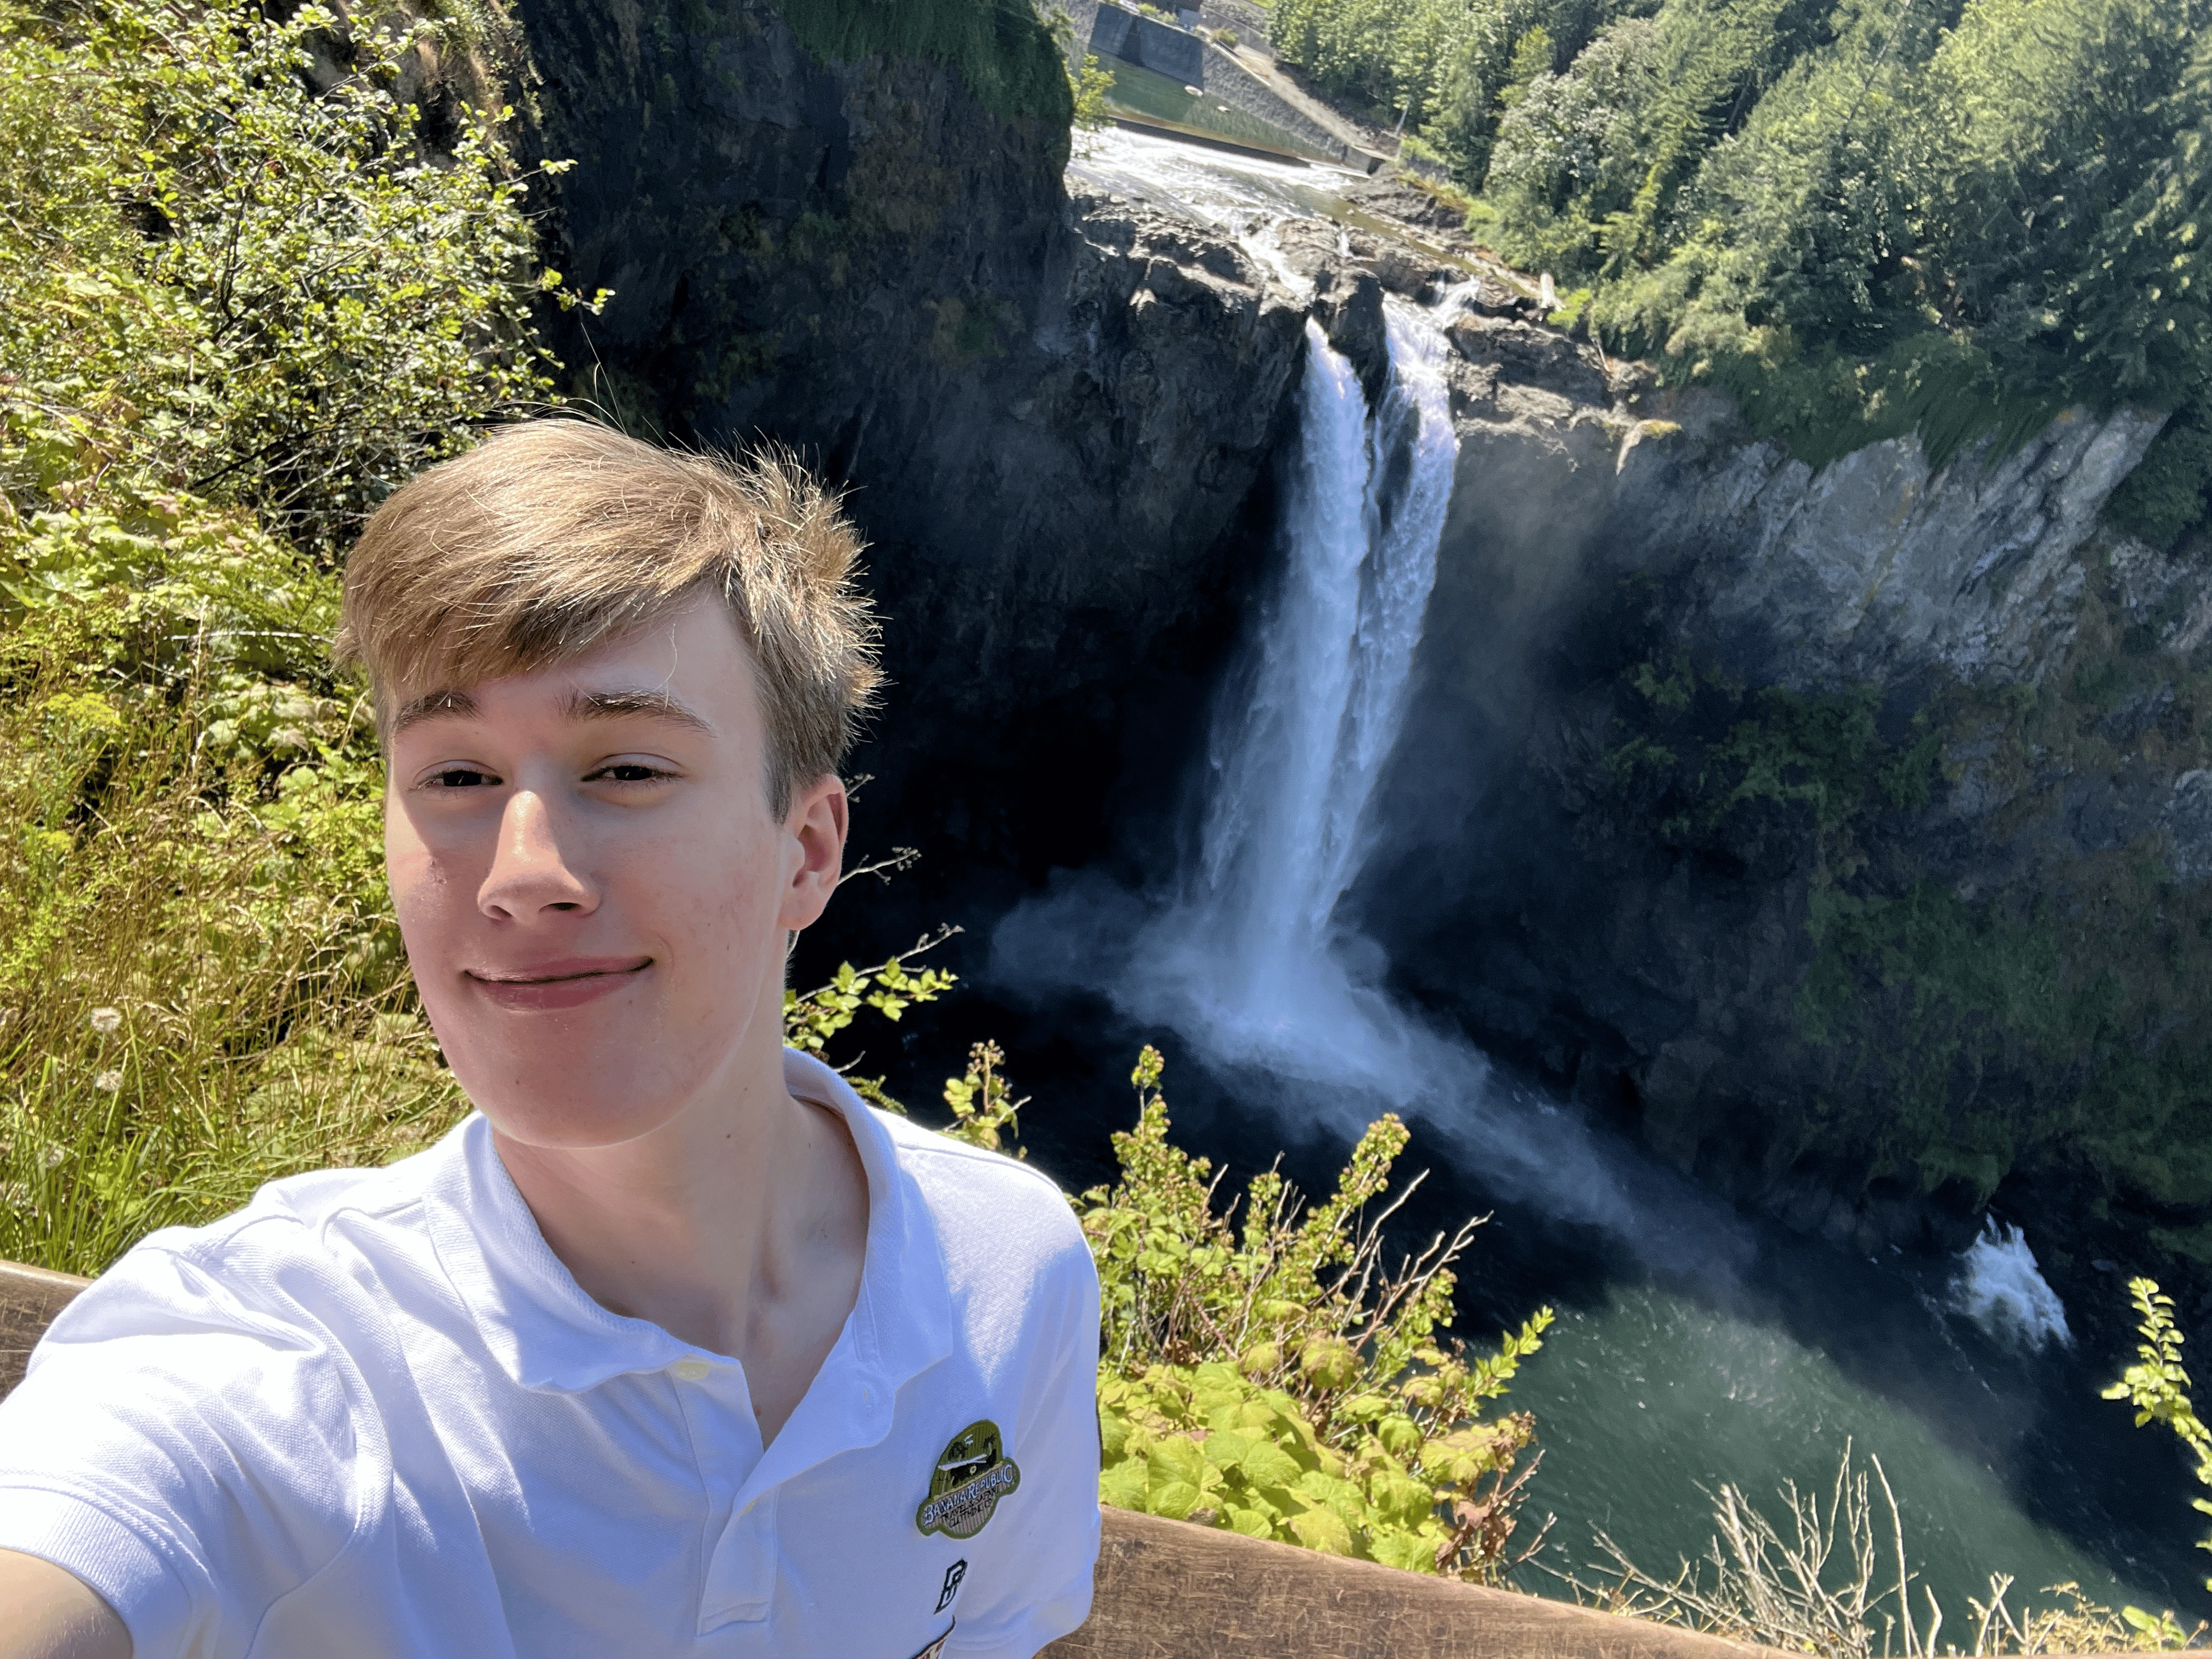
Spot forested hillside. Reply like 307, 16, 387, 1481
1271, 0, 2212, 531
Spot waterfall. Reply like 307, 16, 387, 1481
1181, 308, 1455, 1032
999, 293, 1720, 1259
1949, 1219, 2073, 1351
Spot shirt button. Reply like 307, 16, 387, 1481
674, 1359, 711, 1382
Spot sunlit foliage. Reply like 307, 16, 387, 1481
0, 0, 589, 1269
1280, 0, 2212, 509
2104, 1277, 2212, 1592
1077, 1047, 1553, 1580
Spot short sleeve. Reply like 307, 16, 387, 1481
947, 1243, 1102, 1658
0, 1242, 363, 1659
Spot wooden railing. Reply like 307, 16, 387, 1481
0, 1257, 84, 1398
1040, 1509, 1788, 1658
0, 1259, 1785, 1657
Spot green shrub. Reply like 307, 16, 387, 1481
2103, 1277, 2212, 1592
2108, 407, 2212, 549
1071, 51, 1118, 131
0, 0, 592, 1272
0, 0, 596, 560
1080, 1047, 1553, 1579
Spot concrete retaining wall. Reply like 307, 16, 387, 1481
1054, 0, 1357, 164
1087, 5, 1204, 84
1193, 40, 1353, 163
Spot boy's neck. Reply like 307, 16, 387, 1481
488, 1028, 870, 1444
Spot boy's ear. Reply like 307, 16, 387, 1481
778, 773, 849, 934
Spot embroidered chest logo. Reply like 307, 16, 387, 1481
915, 1419, 1020, 1539
908, 1621, 955, 1659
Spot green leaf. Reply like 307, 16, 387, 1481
1234, 1438, 1302, 1489
1222, 1505, 1274, 1539
1369, 1531, 1438, 1573
1287, 1505, 1355, 1556
1146, 1477, 1204, 1521
1148, 1435, 1206, 1489
1099, 1459, 1148, 1511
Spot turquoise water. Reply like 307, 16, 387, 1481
1504, 1285, 2158, 1622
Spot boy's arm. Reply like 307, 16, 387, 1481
0, 1551, 131, 1659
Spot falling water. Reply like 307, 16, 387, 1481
1153, 307, 1455, 1055
1006, 294, 1708, 1252
986, 191, 2169, 1604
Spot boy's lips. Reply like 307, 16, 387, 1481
465, 957, 651, 1011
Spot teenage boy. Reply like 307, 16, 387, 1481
0, 422, 1103, 1658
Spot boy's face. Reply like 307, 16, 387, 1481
382, 594, 847, 1150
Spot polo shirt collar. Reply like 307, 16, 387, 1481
420, 1049, 955, 1401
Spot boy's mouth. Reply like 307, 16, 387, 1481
465, 957, 652, 1009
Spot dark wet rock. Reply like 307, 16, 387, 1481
519, 0, 1308, 890
1352, 308, 2205, 1327
1272, 218, 1387, 400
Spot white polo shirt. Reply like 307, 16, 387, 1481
0, 1050, 1101, 1658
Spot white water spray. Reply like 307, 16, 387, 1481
1950, 1220, 2073, 1351
1000, 297, 1720, 1257
1169, 308, 1453, 1041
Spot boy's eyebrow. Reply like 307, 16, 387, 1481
561, 687, 715, 732
387, 688, 478, 736
385, 686, 714, 737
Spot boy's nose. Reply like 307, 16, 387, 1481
478, 789, 597, 919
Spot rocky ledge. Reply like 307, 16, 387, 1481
1356, 306, 2212, 1340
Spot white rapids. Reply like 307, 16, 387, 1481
1950, 1218, 2074, 1351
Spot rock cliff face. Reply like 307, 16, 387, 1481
1352, 313, 2212, 1329
517, 0, 1308, 888
515, 0, 2210, 1331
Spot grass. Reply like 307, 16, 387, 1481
0, 641, 461, 1273
1560, 1446, 2200, 1656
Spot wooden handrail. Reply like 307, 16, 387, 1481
0, 1260, 1804, 1657
1039, 1506, 1790, 1658
0, 1257, 89, 1398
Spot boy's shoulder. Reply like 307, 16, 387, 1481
21, 1136, 461, 1390
872, 1109, 1093, 1298
129, 1128, 448, 1269
877, 1108, 1068, 1203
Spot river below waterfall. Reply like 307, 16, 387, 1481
879, 126, 2210, 1623
1506, 1284, 2145, 1616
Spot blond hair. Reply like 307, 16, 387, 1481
334, 420, 881, 815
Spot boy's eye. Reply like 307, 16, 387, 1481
427, 766, 499, 788
594, 763, 667, 783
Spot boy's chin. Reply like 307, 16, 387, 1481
459, 1056, 705, 1153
